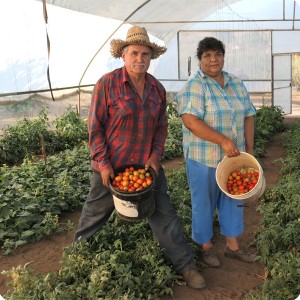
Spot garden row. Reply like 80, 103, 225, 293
0, 101, 182, 255
1, 103, 294, 299
0, 102, 183, 167
0, 103, 284, 254
248, 119, 300, 300
0, 101, 284, 167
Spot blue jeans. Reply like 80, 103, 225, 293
74, 167, 196, 273
186, 158, 244, 244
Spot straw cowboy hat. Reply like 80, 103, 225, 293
110, 26, 167, 59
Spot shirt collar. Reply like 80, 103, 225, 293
121, 66, 131, 84
121, 66, 156, 87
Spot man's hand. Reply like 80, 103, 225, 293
100, 167, 115, 188
145, 157, 161, 176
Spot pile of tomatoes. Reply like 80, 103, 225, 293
111, 166, 153, 193
226, 167, 259, 195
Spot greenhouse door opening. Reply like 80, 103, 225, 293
272, 54, 292, 115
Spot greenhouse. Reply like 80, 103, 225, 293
0, 1, 300, 300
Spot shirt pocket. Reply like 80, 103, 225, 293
204, 100, 233, 129
109, 94, 136, 119
147, 95, 161, 121
204, 100, 222, 123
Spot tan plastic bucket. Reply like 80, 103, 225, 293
216, 152, 266, 201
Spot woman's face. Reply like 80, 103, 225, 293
200, 49, 224, 78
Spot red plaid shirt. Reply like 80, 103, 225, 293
89, 66, 168, 172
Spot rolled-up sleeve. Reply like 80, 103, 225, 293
176, 79, 205, 119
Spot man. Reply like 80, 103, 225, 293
73, 26, 205, 289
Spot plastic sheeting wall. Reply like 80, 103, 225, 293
0, 0, 300, 122
273, 55, 292, 114
154, 30, 273, 93
272, 31, 300, 53
271, 31, 300, 114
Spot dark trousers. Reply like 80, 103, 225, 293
74, 167, 196, 273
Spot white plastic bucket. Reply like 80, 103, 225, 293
109, 164, 156, 221
216, 152, 266, 201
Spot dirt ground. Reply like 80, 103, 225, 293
0, 117, 298, 299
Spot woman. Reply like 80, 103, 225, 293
176, 37, 256, 267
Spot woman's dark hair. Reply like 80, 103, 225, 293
196, 37, 225, 60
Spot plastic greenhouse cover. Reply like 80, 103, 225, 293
0, 0, 299, 97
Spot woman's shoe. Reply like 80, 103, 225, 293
202, 248, 221, 267
224, 247, 256, 263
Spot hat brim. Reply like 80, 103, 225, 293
110, 39, 167, 59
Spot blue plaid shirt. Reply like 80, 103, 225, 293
176, 69, 256, 168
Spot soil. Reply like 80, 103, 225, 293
0, 117, 298, 299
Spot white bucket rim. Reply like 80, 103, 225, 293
216, 152, 265, 201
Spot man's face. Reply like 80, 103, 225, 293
200, 49, 224, 77
122, 45, 152, 75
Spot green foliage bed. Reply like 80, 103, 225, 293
247, 119, 300, 300
1, 102, 298, 299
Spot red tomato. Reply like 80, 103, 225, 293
122, 180, 129, 187
112, 165, 153, 192
132, 175, 139, 182
115, 176, 122, 182
133, 182, 140, 189
142, 182, 148, 188
122, 175, 129, 181
136, 178, 144, 185
227, 167, 259, 194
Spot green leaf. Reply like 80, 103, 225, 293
21, 230, 35, 238
15, 240, 28, 247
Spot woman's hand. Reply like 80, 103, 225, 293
181, 114, 240, 157
221, 137, 240, 157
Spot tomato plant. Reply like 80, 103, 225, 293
252, 119, 300, 300
1, 104, 294, 299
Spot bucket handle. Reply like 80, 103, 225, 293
237, 204, 249, 207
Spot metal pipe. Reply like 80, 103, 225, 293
77, 1, 151, 115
